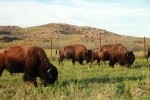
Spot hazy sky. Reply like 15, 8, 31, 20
0, 0, 150, 37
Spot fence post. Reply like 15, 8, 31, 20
50, 38, 53, 58
99, 32, 101, 48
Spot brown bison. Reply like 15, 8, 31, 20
0, 46, 58, 87
90, 43, 135, 67
57, 44, 92, 65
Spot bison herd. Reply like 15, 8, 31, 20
0, 43, 149, 87
57, 43, 135, 67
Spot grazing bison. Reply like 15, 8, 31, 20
0, 46, 58, 87
90, 43, 135, 67
57, 44, 92, 65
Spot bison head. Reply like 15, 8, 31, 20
46, 65, 58, 85
124, 51, 135, 66
85, 50, 93, 63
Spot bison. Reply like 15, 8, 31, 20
0, 46, 58, 87
90, 43, 135, 67
57, 44, 92, 65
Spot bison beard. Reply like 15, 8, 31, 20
0, 46, 58, 87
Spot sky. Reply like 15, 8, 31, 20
0, 0, 150, 37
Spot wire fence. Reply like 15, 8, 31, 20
48, 36, 150, 59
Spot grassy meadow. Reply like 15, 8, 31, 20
0, 49, 150, 100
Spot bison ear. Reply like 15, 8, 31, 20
126, 53, 129, 57
125, 52, 130, 58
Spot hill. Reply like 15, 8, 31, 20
0, 23, 150, 51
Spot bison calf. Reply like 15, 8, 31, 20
57, 44, 92, 65
0, 46, 58, 87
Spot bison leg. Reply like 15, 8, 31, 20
97, 59, 100, 66
77, 57, 83, 65
23, 73, 28, 82
89, 62, 92, 67
39, 70, 51, 86
79, 61, 83, 65
32, 77, 37, 87
90, 58, 95, 66
58, 58, 64, 66
90, 58, 99, 67
72, 59, 76, 65
109, 59, 115, 68
23, 72, 37, 87
29, 77, 37, 87
58, 58, 61, 65
23, 74, 37, 87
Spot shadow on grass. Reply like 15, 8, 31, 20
61, 75, 144, 87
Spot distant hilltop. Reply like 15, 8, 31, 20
0, 26, 21, 32
0, 23, 131, 38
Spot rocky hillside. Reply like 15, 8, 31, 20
0, 26, 22, 42
0, 23, 149, 51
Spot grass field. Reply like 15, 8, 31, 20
0, 50, 150, 100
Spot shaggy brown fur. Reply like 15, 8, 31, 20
90, 49, 109, 66
147, 48, 150, 59
90, 43, 135, 67
58, 44, 92, 65
90, 49, 101, 66
0, 46, 58, 87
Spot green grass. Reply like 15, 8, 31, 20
0, 51, 150, 100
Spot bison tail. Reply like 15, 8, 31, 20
56, 50, 57, 54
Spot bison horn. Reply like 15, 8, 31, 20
47, 67, 52, 73
126, 53, 129, 56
